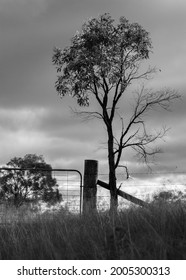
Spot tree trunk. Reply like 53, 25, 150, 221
107, 127, 118, 214
14, 192, 21, 207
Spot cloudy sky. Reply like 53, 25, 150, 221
0, 0, 186, 192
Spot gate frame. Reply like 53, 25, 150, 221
0, 167, 83, 214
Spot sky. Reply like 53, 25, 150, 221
0, 0, 186, 195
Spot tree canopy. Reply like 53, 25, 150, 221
53, 13, 153, 107
0, 154, 62, 206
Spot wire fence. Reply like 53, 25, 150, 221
1, 167, 186, 213
0, 168, 83, 214
52, 169, 83, 213
96, 171, 186, 211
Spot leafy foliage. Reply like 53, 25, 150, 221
53, 13, 152, 106
153, 190, 186, 203
0, 154, 62, 206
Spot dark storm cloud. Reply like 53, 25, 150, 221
0, 0, 185, 180
0, 106, 103, 172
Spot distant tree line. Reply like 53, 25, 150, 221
0, 154, 62, 207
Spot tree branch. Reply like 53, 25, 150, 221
113, 86, 180, 168
72, 108, 103, 121
93, 80, 103, 108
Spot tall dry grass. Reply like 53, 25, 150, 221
0, 199, 186, 260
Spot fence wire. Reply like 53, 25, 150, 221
52, 170, 82, 213
0, 168, 83, 214
97, 171, 186, 211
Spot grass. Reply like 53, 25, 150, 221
0, 199, 186, 259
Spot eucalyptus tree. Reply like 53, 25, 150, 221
53, 13, 180, 212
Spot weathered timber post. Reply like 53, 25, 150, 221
83, 160, 98, 214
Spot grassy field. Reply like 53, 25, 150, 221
0, 198, 186, 260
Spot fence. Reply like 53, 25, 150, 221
82, 160, 150, 213
83, 160, 186, 212
1, 161, 186, 215
0, 167, 83, 214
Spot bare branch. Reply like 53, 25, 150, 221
72, 108, 103, 122
121, 87, 180, 140
118, 165, 130, 180
127, 66, 156, 84
123, 126, 168, 164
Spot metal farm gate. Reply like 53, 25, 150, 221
0, 168, 83, 214
52, 169, 83, 213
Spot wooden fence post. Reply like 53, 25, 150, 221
83, 159, 98, 214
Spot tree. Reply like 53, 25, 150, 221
52, 13, 180, 213
0, 154, 62, 206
